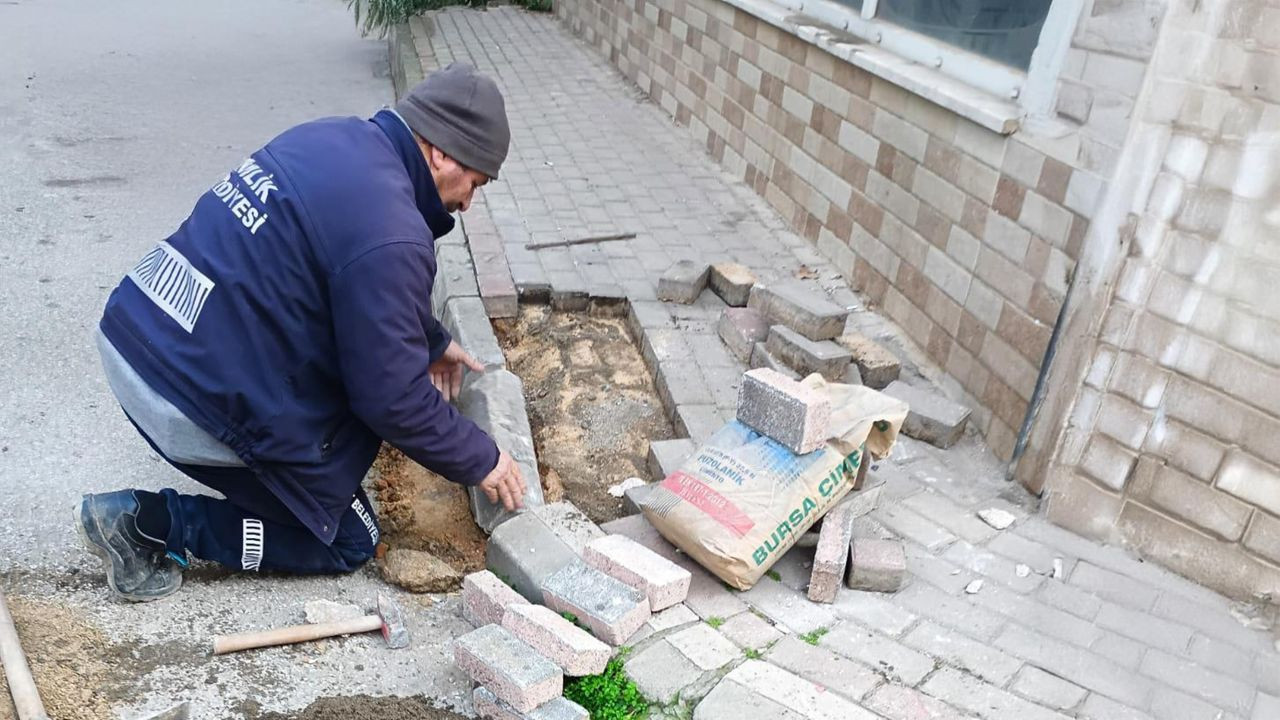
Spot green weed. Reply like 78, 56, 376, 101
799, 627, 829, 645
563, 656, 648, 720
705, 616, 725, 629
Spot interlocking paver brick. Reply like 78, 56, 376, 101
921, 668, 1073, 720
501, 603, 610, 676
717, 610, 784, 650
821, 621, 936, 686
749, 341, 802, 379
473, 687, 589, 720
1068, 562, 1160, 612
1253, 691, 1280, 720
736, 368, 832, 454
1089, 632, 1147, 670
831, 588, 919, 637
486, 510, 582, 603
709, 262, 757, 306
942, 541, 1045, 594
748, 282, 850, 341
875, 504, 959, 551
993, 624, 1152, 707
1139, 648, 1255, 714
623, 637, 703, 705
1010, 666, 1087, 711
1093, 601, 1194, 653
808, 492, 865, 603
764, 634, 882, 702
740, 570, 838, 634
849, 538, 908, 593
463, 569, 531, 627
864, 684, 975, 720
765, 325, 853, 381
647, 438, 695, 480
883, 381, 972, 449
453, 624, 562, 713
836, 332, 902, 388
1149, 687, 1242, 720
1075, 694, 1153, 720
717, 307, 770, 363
1187, 633, 1255, 678
901, 491, 998, 545
976, 583, 1103, 647
667, 622, 742, 671
541, 561, 651, 645
905, 620, 1023, 684
893, 581, 1008, 642
583, 534, 691, 610
658, 260, 710, 303
713, 660, 880, 720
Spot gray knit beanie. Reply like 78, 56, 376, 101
395, 63, 510, 179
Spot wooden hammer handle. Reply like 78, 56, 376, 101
0, 588, 50, 720
212, 614, 382, 655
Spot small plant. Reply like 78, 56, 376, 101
561, 610, 579, 624
743, 647, 763, 659
799, 627, 829, 646
705, 616, 725, 629
765, 570, 781, 582
563, 656, 648, 720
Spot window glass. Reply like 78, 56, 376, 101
834, 0, 864, 11
878, 0, 1053, 69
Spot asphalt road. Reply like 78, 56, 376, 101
0, 2, 474, 716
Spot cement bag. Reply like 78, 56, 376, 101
639, 377, 908, 590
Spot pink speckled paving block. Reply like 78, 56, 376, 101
501, 603, 610, 676
473, 687, 589, 720
736, 368, 831, 454
583, 534, 691, 611
541, 562, 651, 646
807, 493, 864, 603
453, 625, 562, 713
463, 570, 530, 627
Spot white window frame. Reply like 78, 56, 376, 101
756, 0, 1082, 126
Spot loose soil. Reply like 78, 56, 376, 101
252, 696, 467, 720
0, 596, 117, 720
370, 447, 489, 588
494, 305, 675, 524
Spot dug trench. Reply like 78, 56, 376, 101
370, 302, 676, 592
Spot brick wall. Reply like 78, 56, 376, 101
1040, 0, 1280, 601
555, 0, 1157, 465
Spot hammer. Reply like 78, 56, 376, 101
211, 594, 408, 655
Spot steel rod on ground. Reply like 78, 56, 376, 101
525, 232, 636, 250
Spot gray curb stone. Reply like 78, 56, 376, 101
443, 296, 507, 374
485, 511, 580, 603
458, 369, 545, 532
882, 380, 972, 448
433, 244, 480, 319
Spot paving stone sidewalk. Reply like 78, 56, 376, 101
406, 7, 1280, 719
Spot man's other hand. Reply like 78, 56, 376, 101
478, 450, 526, 511
429, 340, 483, 402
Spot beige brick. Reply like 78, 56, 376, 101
1130, 460, 1254, 542
1107, 351, 1170, 410
1244, 511, 1280, 566
1216, 452, 1280, 517
952, 117, 1007, 169
923, 246, 971, 304
867, 171, 920, 226
945, 224, 981, 271
955, 154, 1000, 203
1082, 52, 1148, 97
1019, 191, 1073, 247
1096, 394, 1152, 451
964, 278, 1004, 330
903, 93, 960, 142
873, 109, 929, 162
1080, 434, 1137, 491
1047, 471, 1125, 539
839, 120, 881, 165
1164, 376, 1251, 447
806, 72, 851, 114
974, 246, 1034, 307
1002, 140, 1046, 188
912, 167, 966, 222
984, 212, 1033, 264
1143, 420, 1226, 482
979, 332, 1039, 399
781, 85, 813, 122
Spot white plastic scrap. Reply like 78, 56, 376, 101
977, 508, 1017, 530
608, 477, 647, 498
1015, 564, 1031, 578
964, 579, 985, 594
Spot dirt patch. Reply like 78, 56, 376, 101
370, 448, 489, 590
0, 596, 117, 720
250, 696, 467, 719
494, 305, 675, 524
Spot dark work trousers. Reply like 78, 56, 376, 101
131, 421, 381, 574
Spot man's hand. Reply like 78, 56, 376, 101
478, 450, 526, 511
429, 340, 483, 402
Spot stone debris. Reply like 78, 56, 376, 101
847, 538, 907, 593
882, 380, 972, 449
472, 687, 589, 720
303, 600, 363, 625
736, 368, 832, 454
965, 579, 985, 594
835, 332, 901, 389
978, 507, 1018, 530
749, 342, 801, 380
657, 260, 710, 303
647, 438, 696, 480
379, 548, 461, 593
1053, 558, 1064, 579
501, 603, 611, 676
708, 262, 757, 306
463, 570, 531, 627
453, 624, 562, 713
717, 307, 770, 363
747, 282, 849, 341
583, 534, 692, 611
607, 477, 647, 498
765, 324, 853, 381
1015, 564, 1031, 578
541, 561, 652, 645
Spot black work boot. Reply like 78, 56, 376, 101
77, 490, 185, 602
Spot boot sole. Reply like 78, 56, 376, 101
75, 497, 181, 603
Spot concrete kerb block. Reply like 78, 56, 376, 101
463, 569, 530, 627
647, 438, 695, 481
736, 368, 831, 454
848, 538, 907, 593
541, 561, 652, 646
458, 369, 544, 532
486, 511, 580, 603
749, 342, 801, 380
584, 534, 692, 611
473, 687, 589, 720
765, 325, 853, 381
717, 307, 769, 363
432, 243, 480, 319
835, 333, 901, 389
453, 624, 562, 713
657, 260, 710, 303
709, 263, 757, 306
882, 380, 971, 449
502, 603, 611, 676
443, 295, 507, 373
529, 501, 606, 555
747, 282, 849, 341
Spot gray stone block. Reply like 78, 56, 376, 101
882, 380, 971, 448
458, 369, 544, 532
453, 624, 562, 713
443, 296, 506, 373
747, 282, 849, 341
657, 260, 710, 303
541, 561, 651, 645
708, 262, 756, 306
716, 307, 769, 363
736, 368, 831, 454
486, 511, 580, 603
844, 362, 863, 385
647, 438, 696, 481
848, 538, 907, 593
835, 333, 901, 389
748, 342, 800, 380
674, 404, 727, 445
530, 501, 605, 554
765, 325, 852, 381
433, 244, 479, 319
473, 687, 589, 720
